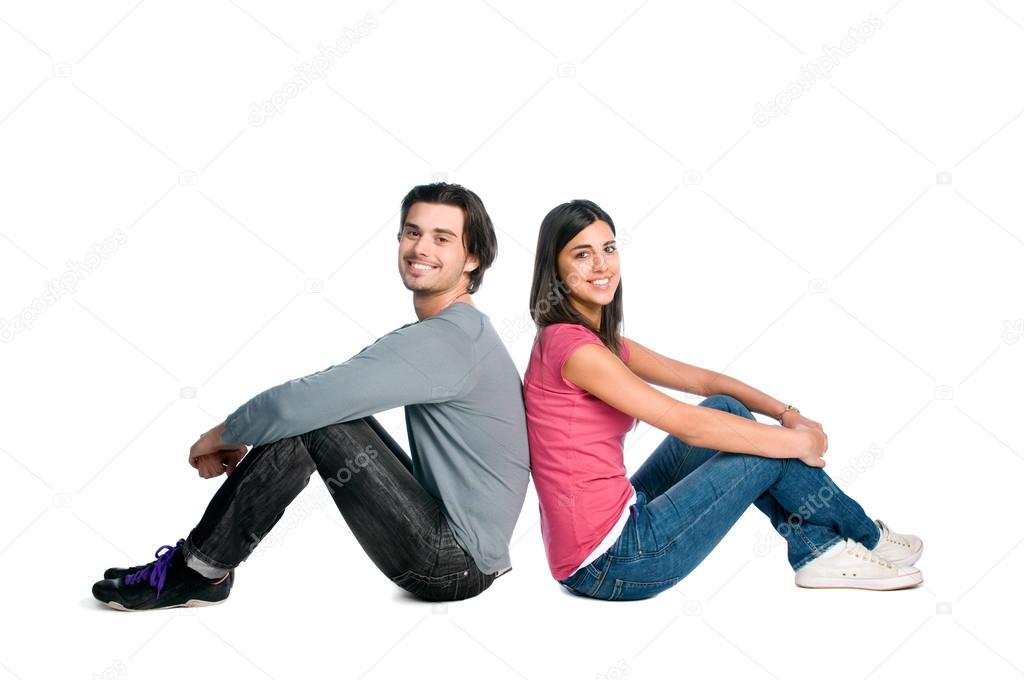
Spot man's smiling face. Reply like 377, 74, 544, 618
398, 202, 479, 295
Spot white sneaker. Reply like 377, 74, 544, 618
869, 518, 923, 566
794, 538, 923, 590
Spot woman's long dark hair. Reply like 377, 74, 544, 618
529, 199, 624, 356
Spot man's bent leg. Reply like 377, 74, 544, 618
300, 417, 496, 601
181, 416, 494, 599
182, 435, 317, 578
298, 417, 438, 577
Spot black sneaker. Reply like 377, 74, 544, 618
102, 541, 179, 579
103, 565, 140, 579
104, 558, 150, 580
102, 540, 194, 577
92, 539, 234, 611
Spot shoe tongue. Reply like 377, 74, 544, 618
848, 540, 870, 555
167, 545, 186, 570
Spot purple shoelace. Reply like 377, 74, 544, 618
123, 539, 185, 598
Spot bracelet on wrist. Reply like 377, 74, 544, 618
775, 404, 800, 424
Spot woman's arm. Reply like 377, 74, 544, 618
622, 336, 714, 395
565, 343, 825, 465
623, 336, 789, 422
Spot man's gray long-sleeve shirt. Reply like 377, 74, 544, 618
220, 301, 531, 575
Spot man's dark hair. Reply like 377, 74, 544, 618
399, 182, 497, 295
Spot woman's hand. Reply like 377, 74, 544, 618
793, 423, 828, 468
782, 411, 823, 433
783, 412, 827, 451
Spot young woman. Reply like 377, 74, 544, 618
523, 199, 924, 600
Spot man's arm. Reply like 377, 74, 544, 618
220, 316, 475, 448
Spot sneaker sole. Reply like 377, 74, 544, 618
101, 598, 227, 612
795, 572, 923, 591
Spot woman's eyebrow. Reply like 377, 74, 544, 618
570, 239, 616, 251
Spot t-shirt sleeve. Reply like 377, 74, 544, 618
221, 316, 475, 447
540, 324, 606, 389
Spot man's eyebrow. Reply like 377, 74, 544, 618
402, 222, 459, 237
570, 239, 616, 251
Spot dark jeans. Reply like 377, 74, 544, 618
182, 416, 496, 602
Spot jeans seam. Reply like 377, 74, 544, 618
665, 446, 692, 495
583, 556, 611, 597
788, 520, 820, 557
792, 535, 845, 571
631, 455, 779, 561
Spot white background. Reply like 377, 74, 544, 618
1, 1, 1022, 678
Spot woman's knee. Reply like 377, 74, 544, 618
699, 394, 755, 420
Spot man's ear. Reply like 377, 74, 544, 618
463, 253, 480, 275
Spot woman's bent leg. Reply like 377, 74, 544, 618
572, 452, 788, 600
567, 416, 888, 599
629, 394, 880, 570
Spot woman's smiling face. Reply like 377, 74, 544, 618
556, 219, 619, 325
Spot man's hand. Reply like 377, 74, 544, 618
189, 422, 249, 479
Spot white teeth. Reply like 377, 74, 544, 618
410, 263, 437, 271
591, 278, 609, 285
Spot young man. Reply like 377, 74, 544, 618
92, 183, 531, 610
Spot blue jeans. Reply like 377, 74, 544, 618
559, 395, 882, 601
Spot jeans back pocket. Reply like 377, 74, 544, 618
608, 576, 682, 601
558, 553, 609, 597
391, 569, 463, 602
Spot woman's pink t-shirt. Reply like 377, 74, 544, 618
524, 323, 637, 580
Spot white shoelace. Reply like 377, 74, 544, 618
877, 519, 912, 548
845, 540, 897, 568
